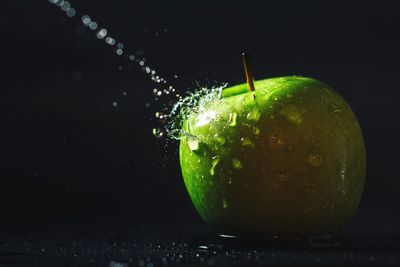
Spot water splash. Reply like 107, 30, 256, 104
166, 84, 227, 140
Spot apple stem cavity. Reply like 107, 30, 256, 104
242, 52, 255, 92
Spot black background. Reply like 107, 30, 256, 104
1, 0, 399, 245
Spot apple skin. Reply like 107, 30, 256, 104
179, 76, 366, 238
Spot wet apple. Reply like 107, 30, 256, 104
179, 56, 366, 238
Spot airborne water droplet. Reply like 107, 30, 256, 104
105, 37, 115, 45
81, 15, 91, 26
116, 49, 123, 55
89, 21, 98, 30
96, 28, 108, 39
227, 112, 237, 127
152, 128, 164, 138
60, 1, 70, 11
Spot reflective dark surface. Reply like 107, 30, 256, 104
1, 219, 399, 266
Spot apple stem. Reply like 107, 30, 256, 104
242, 52, 255, 92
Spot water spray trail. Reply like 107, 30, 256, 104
48, 0, 176, 93
48, 0, 225, 141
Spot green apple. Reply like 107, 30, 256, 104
179, 76, 366, 238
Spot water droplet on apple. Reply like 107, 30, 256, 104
280, 105, 302, 125
222, 198, 228, 209
308, 152, 322, 166
246, 108, 261, 121
152, 128, 164, 138
213, 134, 226, 145
253, 127, 260, 135
210, 156, 219, 176
328, 103, 342, 118
341, 170, 345, 180
271, 134, 282, 145
277, 172, 289, 182
227, 112, 237, 127
240, 137, 253, 147
232, 158, 243, 169
187, 136, 200, 151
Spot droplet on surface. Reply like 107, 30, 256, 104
246, 108, 261, 121
222, 198, 228, 209
280, 105, 302, 125
210, 156, 219, 176
240, 137, 253, 147
328, 103, 342, 118
232, 158, 243, 169
228, 112, 237, 127
187, 136, 200, 151
277, 172, 289, 182
271, 134, 283, 145
308, 152, 322, 166
253, 127, 260, 135
213, 134, 226, 145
